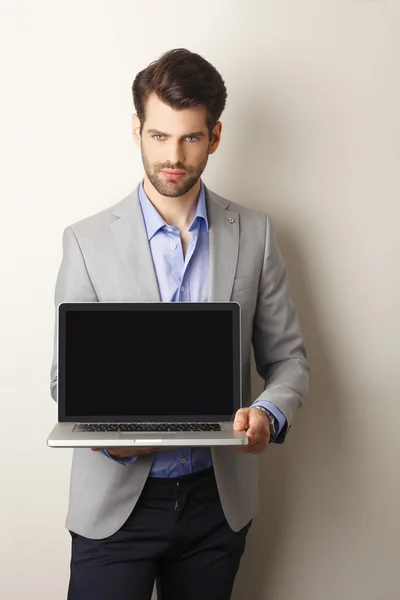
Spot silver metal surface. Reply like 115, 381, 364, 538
47, 422, 248, 447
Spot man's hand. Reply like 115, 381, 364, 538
91, 447, 174, 458
233, 407, 271, 454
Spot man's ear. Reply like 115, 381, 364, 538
208, 121, 222, 155
132, 114, 141, 148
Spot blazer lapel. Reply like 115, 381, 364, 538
109, 183, 239, 302
109, 185, 161, 301
205, 186, 239, 301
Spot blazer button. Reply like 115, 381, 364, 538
228, 218, 235, 223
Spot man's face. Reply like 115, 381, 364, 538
132, 93, 221, 198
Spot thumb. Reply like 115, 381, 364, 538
246, 408, 266, 439
233, 409, 249, 431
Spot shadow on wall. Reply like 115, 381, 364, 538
231, 224, 347, 600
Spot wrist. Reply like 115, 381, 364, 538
252, 405, 277, 440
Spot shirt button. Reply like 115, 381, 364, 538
181, 286, 185, 292
181, 458, 186, 464
167, 228, 173, 232
171, 243, 177, 250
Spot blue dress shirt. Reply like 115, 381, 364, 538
103, 178, 286, 474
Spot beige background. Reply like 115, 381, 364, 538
1, 1, 398, 599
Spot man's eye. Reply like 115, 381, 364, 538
152, 135, 199, 142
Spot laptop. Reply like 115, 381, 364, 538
47, 301, 248, 448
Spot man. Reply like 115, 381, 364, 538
50, 48, 310, 600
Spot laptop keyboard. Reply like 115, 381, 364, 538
76, 423, 221, 432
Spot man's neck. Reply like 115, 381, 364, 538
142, 176, 201, 231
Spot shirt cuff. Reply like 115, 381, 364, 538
101, 448, 138, 464
250, 401, 287, 441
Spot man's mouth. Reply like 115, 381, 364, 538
161, 170, 186, 180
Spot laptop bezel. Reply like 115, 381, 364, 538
57, 301, 242, 423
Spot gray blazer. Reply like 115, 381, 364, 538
50, 182, 310, 539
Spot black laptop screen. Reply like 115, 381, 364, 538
59, 304, 240, 420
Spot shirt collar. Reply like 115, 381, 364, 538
138, 177, 209, 241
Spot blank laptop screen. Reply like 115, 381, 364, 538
60, 305, 239, 419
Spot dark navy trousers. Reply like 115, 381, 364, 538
67, 467, 252, 600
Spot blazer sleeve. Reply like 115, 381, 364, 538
251, 215, 310, 444
50, 226, 98, 402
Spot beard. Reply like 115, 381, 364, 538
141, 146, 209, 198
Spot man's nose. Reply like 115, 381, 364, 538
166, 142, 185, 167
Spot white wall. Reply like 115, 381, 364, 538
1, 1, 398, 599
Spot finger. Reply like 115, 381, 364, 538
236, 440, 267, 454
233, 408, 250, 431
106, 447, 147, 457
91, 448, 102, 451
134, 447, 154, 455
240, 438, 262, 450
246, 409, 268, 440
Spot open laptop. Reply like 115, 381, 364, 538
47, 301, 248, 448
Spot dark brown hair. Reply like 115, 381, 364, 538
132, 48, 227, 141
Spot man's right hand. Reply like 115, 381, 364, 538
91, 446, 173, 458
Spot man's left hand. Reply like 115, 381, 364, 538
233, 407, 271, 454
